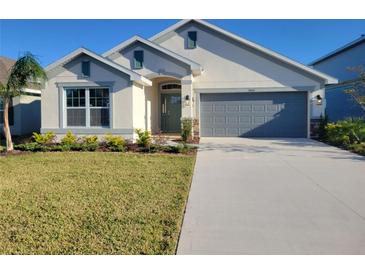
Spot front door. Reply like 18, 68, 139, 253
161, 93, 181, 133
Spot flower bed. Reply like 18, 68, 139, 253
10, 130, 197, 155
320, 118, 365, 156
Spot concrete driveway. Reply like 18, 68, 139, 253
177, 138, 365, 254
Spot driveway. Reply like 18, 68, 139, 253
177, 138, 365, 254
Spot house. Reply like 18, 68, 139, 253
309, 35, 365, 122
0, 56, 42, 136
42, 19, 337, 139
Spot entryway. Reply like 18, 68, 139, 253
160, 91, 181, 133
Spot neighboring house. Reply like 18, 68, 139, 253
309, 35, 365, 122
42, 19, 337, 139
0, 56, 42, 136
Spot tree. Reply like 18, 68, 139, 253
345, 66, 365, 112
0, 53, 47, 152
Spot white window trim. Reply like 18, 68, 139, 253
63, 87, 111, 129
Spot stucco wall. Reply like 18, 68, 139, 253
132, 83, 146, 132
153, 21, 327, 119
109, 41, 191, 79
42, 54, 135, 137
154, 21, 323, 90
0, 95, 40, 136
19, 95, 41, 135
145, 79, 158, 133
312, 42, 365, 82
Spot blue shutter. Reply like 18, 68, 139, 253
134, 51, 144, 69
82, 61, 90, 77
187, 31, 197, 49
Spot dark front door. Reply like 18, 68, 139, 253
161, 93, 181, 133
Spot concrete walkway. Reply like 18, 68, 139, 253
177, 138, 365, 254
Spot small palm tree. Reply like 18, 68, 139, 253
0, 53, 47, 152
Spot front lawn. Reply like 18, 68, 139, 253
0, 152, 195, 254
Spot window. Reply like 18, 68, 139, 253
187, 31, 197, 49
133, 50, 144, 69
65, 87, 110, 128
81, 61, 90, 77
161, 83, 181, 90
66, 88, 86, 127
89, 88, 110, 127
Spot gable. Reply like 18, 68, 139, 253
311, 41, 365, 82
47, 53, 131, 84
108, 41, 192, 79
152, 20, 337, 88
45, 48, 151, 86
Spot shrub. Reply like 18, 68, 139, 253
135, 129, 152, 148
32, 131, 56, 145
348, 143, 365, 155
163, 143, 191, 154
149, 144, 163, 153
104, 133, 125, 152
325, 119, 365, 147
83, 135, 98, 145
82, 136, 99, 151
181, 118, 193, 143
61, 131, 78, 146
15, 143, 47, 152
49, 145, 66, 151
0, 146, 4, 153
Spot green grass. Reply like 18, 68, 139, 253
0, 152, 195, 254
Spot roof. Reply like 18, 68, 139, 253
0, 56, 42, 91
309, 35, 365, 66
0, 56, 16, 85
45, 47, 152, 86
102, 35, 203, 76
150, 19, 338, 85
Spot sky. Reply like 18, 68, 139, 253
0, 19, 365, 67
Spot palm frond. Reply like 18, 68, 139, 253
6, 52, 47, 97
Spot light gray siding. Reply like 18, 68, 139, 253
325, 85, 365, 121
312, 41, 365, 82
1, 95, 40, 136
311, 40, 365, 121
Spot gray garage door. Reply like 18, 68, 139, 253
200, 92, 308, 137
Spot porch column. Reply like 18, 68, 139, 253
181, 74, 193, 118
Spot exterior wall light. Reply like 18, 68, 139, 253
316, 95, 323, 105
184, 94, 190, 106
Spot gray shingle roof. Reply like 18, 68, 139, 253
0, 56, 16, 85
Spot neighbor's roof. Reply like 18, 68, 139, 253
102, 35, 203, 76
0, 56, 42, 92
45, 47, 152, 86
150, 19, 338, 84
0, 56, 16, 85
309, 35, 365, 66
